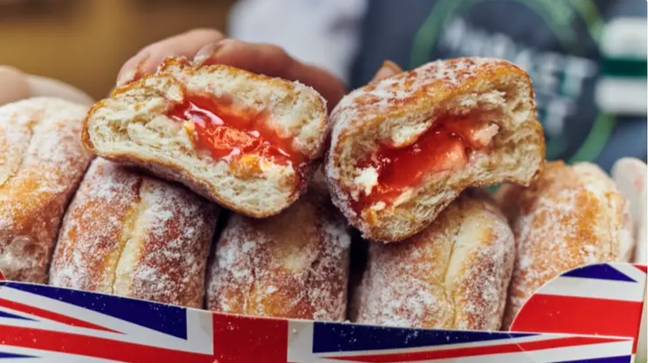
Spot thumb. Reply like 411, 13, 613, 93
0, 66, 30, 106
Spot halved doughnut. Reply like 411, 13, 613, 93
326, 57, 544, 242
84, 58, 328, 217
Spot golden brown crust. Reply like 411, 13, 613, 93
352, 192, 515, 330
501, 161, 633, 327
0, 98, 93, 283
326, 57, 544, 242
49, 158, 219, 308
206, 192, 351, 320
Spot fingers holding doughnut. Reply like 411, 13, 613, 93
193, 39, 346, 109
116, 28, 224, 86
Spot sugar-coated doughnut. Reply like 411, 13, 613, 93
0, 98, 93, 283
49, 158, 218, 308
206, 192, 350, 320
352, 192, 515, 330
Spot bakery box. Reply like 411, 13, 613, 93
0, 261, 644, 363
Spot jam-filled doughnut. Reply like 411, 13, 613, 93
83, 58, 327, 217
49, 158, 219, 308
498, 161, 634, 327
326, 57, 545, 242
0, 98, 93, 283
351, 192, 515, 330
206, 191, 350, 320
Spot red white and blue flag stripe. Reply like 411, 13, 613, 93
288, 321, 632, 362
0, 263, 641, 362
511, 263, 646, 357
0, 282, 215, 362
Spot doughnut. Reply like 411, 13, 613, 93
83, 58, 328, 218
499, 161, 634, 327
0, 98, 93, 283
352, 192, 515, 330
49, 158, 218, 308
326, 57, 544, 242
206, 191, 350, 320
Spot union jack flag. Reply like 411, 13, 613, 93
0, 264, 640, 362
511, 263, 647, 357
287, 321, 633, 362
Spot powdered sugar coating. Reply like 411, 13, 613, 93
353, 193, 514, 330
331, 58, 499, 127
206, 192, 350, 320
49, 159, 140, 291
501, 161, 633, 327
0, 97, 93, 282
50, 158, 218, 307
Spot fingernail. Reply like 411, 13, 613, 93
371, 60, 404, 82
192, 39, 228, 66
382, 60, 403, 74
193, 42, 222, 66
116, 68, 137, 87
116, 53, 150, 87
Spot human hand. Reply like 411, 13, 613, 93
370, 60, 402, 82
0, 66, 30, 106
116, 29, 346, 110
0, 66, 93, 106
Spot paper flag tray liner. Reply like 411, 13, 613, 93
0, 262, 644, 362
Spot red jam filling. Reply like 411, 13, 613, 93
167, 94, 304, 167
353, 114, 497, 212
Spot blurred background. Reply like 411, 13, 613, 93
0, 0, 235, 99
0, 0, 646, 168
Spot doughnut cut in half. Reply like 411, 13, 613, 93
83, 58, 328, 217
326, 57, 545, 242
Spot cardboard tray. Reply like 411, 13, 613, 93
0, 262, 643, 362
